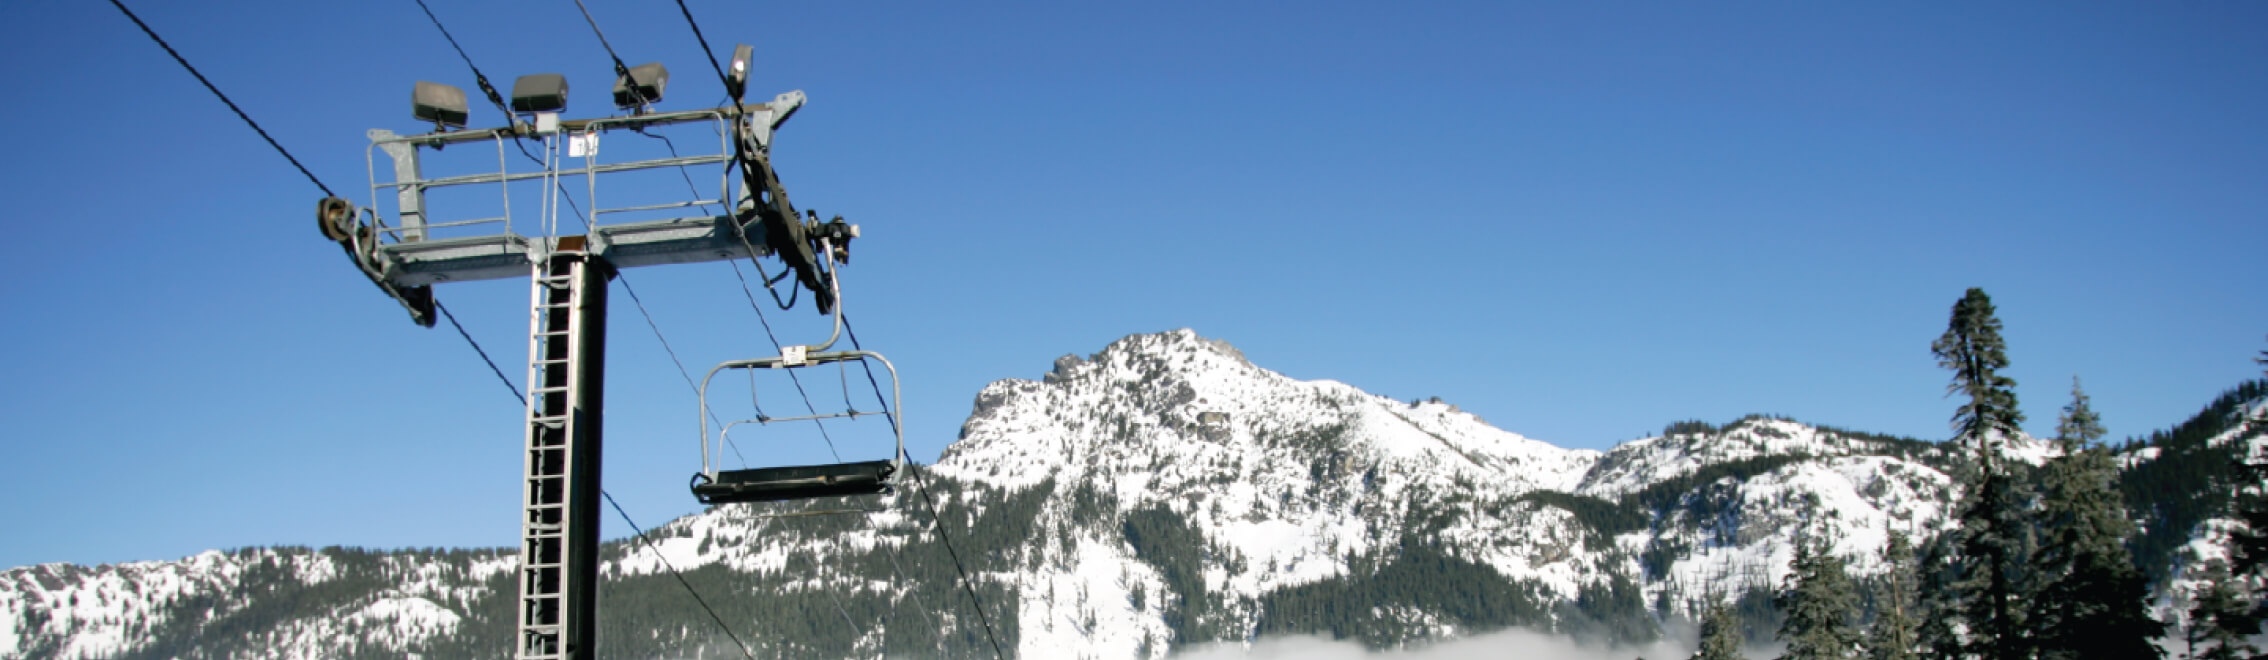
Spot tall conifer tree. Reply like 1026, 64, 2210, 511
2228, 338, 2268, 659
1692, 602, 1744, 660
2030, 378, 2163, 659
1929, 287, 2028, 660
2186, 561, 2260, 660
1778, 535, 1861, 660
1868, 532, 1921, 660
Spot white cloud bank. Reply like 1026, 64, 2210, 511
1174, 629, 1710, 660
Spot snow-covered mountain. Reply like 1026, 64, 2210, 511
3, 329, 2259, 659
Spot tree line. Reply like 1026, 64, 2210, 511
1692, 289, 2267, 660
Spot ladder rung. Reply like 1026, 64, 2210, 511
530, 386, 568, 394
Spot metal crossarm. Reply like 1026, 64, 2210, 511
333, 97, 806, 296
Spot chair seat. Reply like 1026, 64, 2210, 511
691, 460, 895, 504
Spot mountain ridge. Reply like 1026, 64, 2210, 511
3, 329, 2259, 659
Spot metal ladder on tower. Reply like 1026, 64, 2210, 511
515, 238, 609, 660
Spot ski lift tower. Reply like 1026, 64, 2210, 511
314, 52, 856, 660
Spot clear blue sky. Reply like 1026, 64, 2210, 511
2, 1, 2263, 570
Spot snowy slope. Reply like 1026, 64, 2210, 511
0, 548, 511, 659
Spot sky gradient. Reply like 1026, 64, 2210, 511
1, 1, 2263, 569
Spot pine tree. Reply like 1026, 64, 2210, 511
2224, 338, 2268, 660
1692, 601, 1744, 660
2030, 378, 2164, 660
1917, 534, 1966, 659
1867, 532, 1921, 660
1778, 535, 1861, 660
2186, 561, 2259, 660
1933, 288, 2025, 462
1930, 287, 2029, 660
2237, 340, 2268, 579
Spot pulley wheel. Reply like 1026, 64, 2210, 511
317, 197, 356, 242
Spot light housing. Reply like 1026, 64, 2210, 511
412, 81, 469, 129
510, 73, 569, 113
725, 45, 753, 101
612, 62, 669, 108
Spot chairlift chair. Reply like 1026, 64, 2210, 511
689, 243, 899, 506
691, 349, 904, 504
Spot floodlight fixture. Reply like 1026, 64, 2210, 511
612, 62, 669, 109
511, 73, 569, 113
412, 81, 469, 129
726, 44, 753, 101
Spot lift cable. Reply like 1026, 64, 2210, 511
872, 513, 942, 633
401, 0, 552, 173
667, 0, 731, 91
432, 205, 765, 659
282, 0, 750, 643
665, 1, 806, 315
603, 491, 759, 660
633, 127, 718, 215
574, 4, 964, 653
116, 1, 772, 655
723, 261, 847, 463
404, 0, 750, 469
104, 0, 529, 414
106, 0, 333, 197
545, 0, 813, 467
617, 274, 748, 467
837, 316, 1007, 660
437, 301, 528, 405
540, 11, 875, 649
445, 275, 761, 660
117, 0, 537, 426
409, 0, 510, 118
906, 462, 1009, 660
656, 0, 967, 628
568, 0, 648, 108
